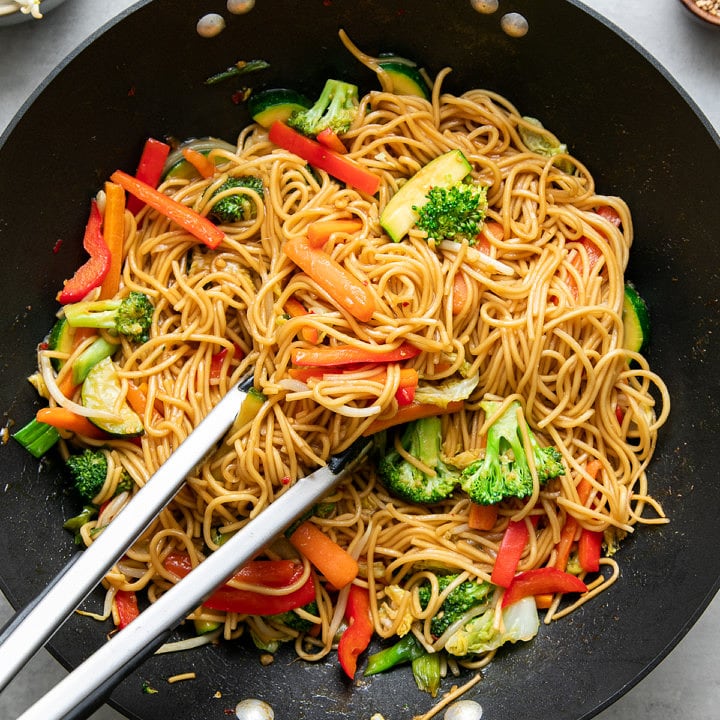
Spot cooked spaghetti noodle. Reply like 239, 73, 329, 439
37, 61, 670, 700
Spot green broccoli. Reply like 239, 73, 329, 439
209, 176, 264, 224
66, 448, 108, 501
459, 400, 565, 505
378, 416, 459, 504
271, 600, 319, 633
417, 574, 492, 637
413, 181, 488, 245
286, 78, 359, 137
63, 291, 154, 343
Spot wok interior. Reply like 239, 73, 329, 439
0, 1, 718, 718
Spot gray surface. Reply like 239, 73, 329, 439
0, 0, 718, 718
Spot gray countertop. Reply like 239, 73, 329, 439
1, 1, 718, 718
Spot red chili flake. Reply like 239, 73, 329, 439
281, 475, 291, 485
52, 239, 63, 254
322, 0, 332, 6
231, 88, 252, 104
127, 86, 136, 97
39, 342, 49, 350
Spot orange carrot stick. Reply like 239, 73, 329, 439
452, 271, 469, 315
110, 170, 226, 249
181, 147, 216, 179
363, 399, 464, 436
284, 236, 374, 322
285, 297, 319, 344
306, 219, 363, 248
468, 502, 498, 531
125, 382, 148, 417
288, 521, 359, 590
99, 182, 126, 299
36, 407, 107, 439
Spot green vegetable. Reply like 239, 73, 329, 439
460, 400, 565, 505
378, 416, 459, 504
163, 137, 236, 180
66, 449, 108, 501
271, 600, 319, 633
411, 652, 441, 697
248, 88, 312, 129
204, 58, 270, 85
71, 336, 119, 386
413, 373, 479, 409
364, 634, 425, 676
414, 182, 487, 246
63, 291, 154, 344
286, 78, 359, 137
209, 176, 264, 224
378, 60, 431, 99
81, 357, 144, 437
444, 595, 540, 656
12, 417, 60, 458
47, 317, 75, 371
63, 504, 98, 544
622, 282, 650, 354
518, 116, 574, 173
193, 618, 222, 634
417, 574, 492, 637
380, 149, 473, 242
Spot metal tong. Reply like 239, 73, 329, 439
0, 376, 371, 719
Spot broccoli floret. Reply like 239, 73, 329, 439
209, 176, 264, 224
417, 574, 492, 637
286, 78, 359, 137
63, 291, 154, 343
66, 449, 108, 501
413, 181, 488, 245
271, 600, 319, 633
378, 416, 459, 504
459, 400, 565, 505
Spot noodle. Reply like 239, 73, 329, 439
40, 63, 669, 706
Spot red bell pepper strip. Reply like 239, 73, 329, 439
126, 137, 171, 214
269, 121, 380, 196
209, 344, 244, 381
395, 385, 416, 406
110, 170, 226, 249
491, 519, 531, 588
114, 589, 140, 629
338, 585, 374, 679
291, 342, 420, 367
163, 552, 316, 615
57, 200, 111, 303
578, 529, 603, 573
501, 567, 588, 608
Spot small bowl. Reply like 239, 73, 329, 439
0, 0, 70, 26
678, 0, 720, 26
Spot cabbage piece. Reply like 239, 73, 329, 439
413, 374, 479, 409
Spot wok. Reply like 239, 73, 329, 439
1, 1, 719, 718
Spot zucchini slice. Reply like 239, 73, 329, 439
48, 317, 76, 371
380, 149, 472, 242
82, 357, 144, 437
379, 61, 431, 99
248, 88, 312, 129
622, 283, 650, 354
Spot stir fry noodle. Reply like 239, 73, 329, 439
25, 54, 670, 703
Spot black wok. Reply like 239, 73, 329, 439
0, 1, 719, 718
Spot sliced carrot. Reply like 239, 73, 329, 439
110, 170, 226, 249
125, 382, 148, 417
288, 520, 358, 590
284, 236, 375, 322
306, 219, 362, 248
316, 128, 348, 154
468, 502, 498, 531
451, 271, 469, 315
36, 407, 107, 439
55, 327, 98, 399
181, 147, 216, 179
534, 593, 555, 609
363, 399, 464, 436
479, 220, 504, 245
285, 297, 319, 344
99, 182, 126, 299
292, 341, 419, 368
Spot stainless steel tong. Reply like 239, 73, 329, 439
0, 376, 371, 719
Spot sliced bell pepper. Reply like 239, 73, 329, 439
126, 137, 171, 214
163, 552, 316, 615
57, 200, 111, 303
114, 589, 140, 629
269, 121, 380, 196
362, 399, 464, 436
491, 518, 531, 588
578, 529, 603, 573
316, 128, 348, 154
501, 567, 588, 608
338, 585, 374, 679
209, 343, 244, 381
